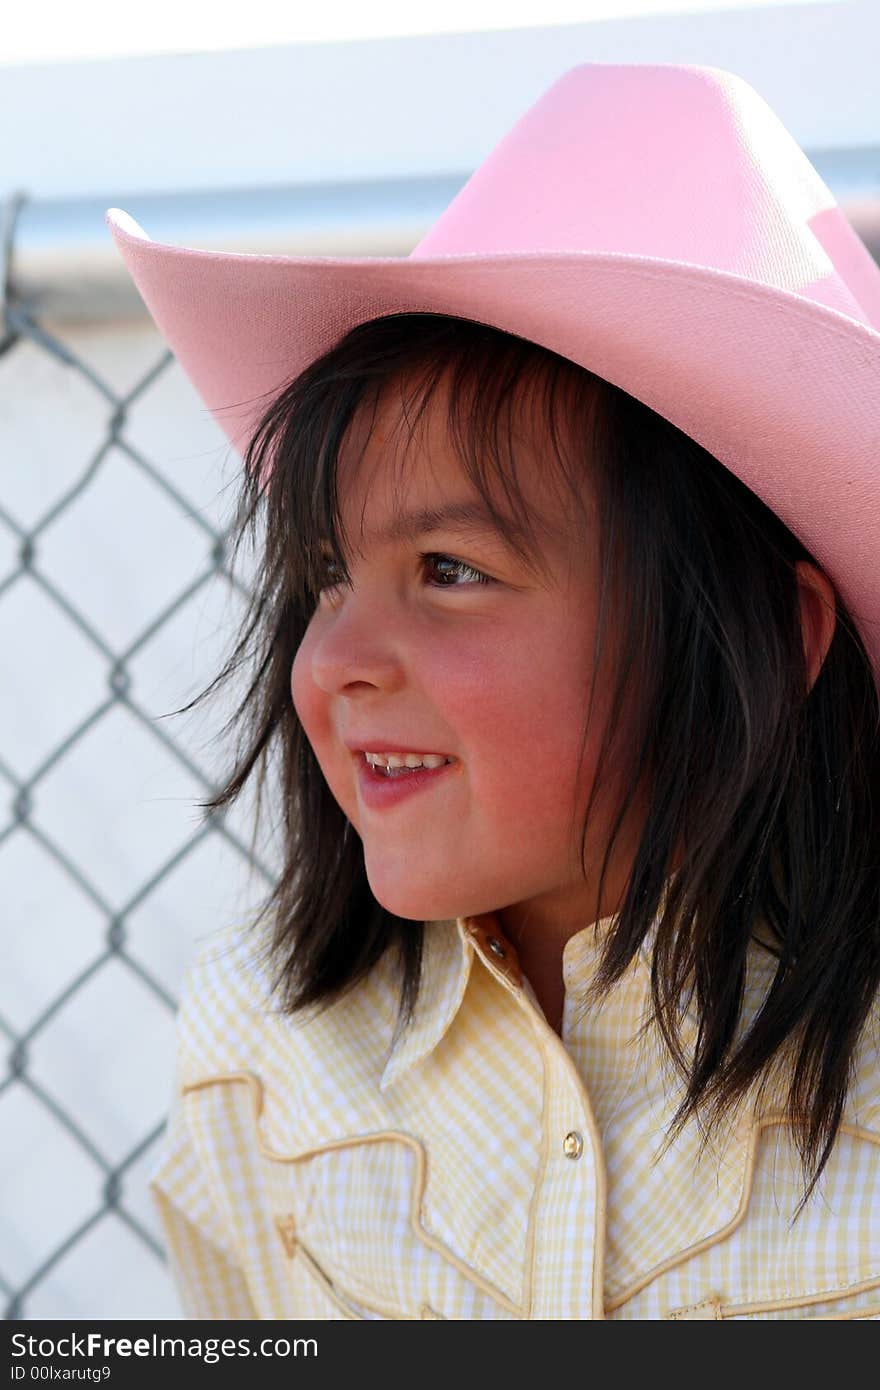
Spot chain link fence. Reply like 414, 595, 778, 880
1, 188, 278, 1320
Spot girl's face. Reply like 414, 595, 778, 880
292, 371, 645, 941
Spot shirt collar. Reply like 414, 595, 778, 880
381, 906, 543, 1090
380, 874, 684, 1092
379, 917, 475, 1091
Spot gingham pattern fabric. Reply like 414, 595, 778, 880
149, 899, 880, 1320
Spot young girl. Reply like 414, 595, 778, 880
107, 61, 880, 1320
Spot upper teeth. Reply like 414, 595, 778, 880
364, 752, 452, 769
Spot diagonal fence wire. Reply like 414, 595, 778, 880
1, 188, 273, 1320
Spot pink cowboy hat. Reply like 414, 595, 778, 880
105, 61, 880, 688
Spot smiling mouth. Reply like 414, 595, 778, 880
365, 756, 456, 778
357, 754, 459, 800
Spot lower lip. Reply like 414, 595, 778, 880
356, 756, 458, 810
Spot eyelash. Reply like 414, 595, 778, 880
315, 551, 493, 593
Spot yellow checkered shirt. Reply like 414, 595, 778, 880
149, 901, 880, 1320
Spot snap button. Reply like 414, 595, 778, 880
562, 1130, 583, 1160
487, 937, 506, 958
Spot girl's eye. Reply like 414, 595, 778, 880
421, 553, 493, 587
314, 551, 492, 593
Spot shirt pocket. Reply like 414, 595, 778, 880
659, 1270, 880, 1320
287, 1235, 444, 1320
647, 1123, 880, 1321
262, 1133, 512, 1320
714, 1285, 880, 1320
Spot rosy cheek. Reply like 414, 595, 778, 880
290, 633, 326, 748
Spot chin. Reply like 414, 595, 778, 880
363, 868, 466, 924
366, 876, 503, 927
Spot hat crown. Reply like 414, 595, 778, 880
412, 62, 880, 331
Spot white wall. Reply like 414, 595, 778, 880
2, 1, 877, 201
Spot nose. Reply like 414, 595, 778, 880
306, 589, 407, 696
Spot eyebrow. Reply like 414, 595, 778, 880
322, 499, 515, 549
381, 499, 512, 545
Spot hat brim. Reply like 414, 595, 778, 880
106, 207, 880, 687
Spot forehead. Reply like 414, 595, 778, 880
333, 365, 587, 555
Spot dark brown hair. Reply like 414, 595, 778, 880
177, 311, 880, 1208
